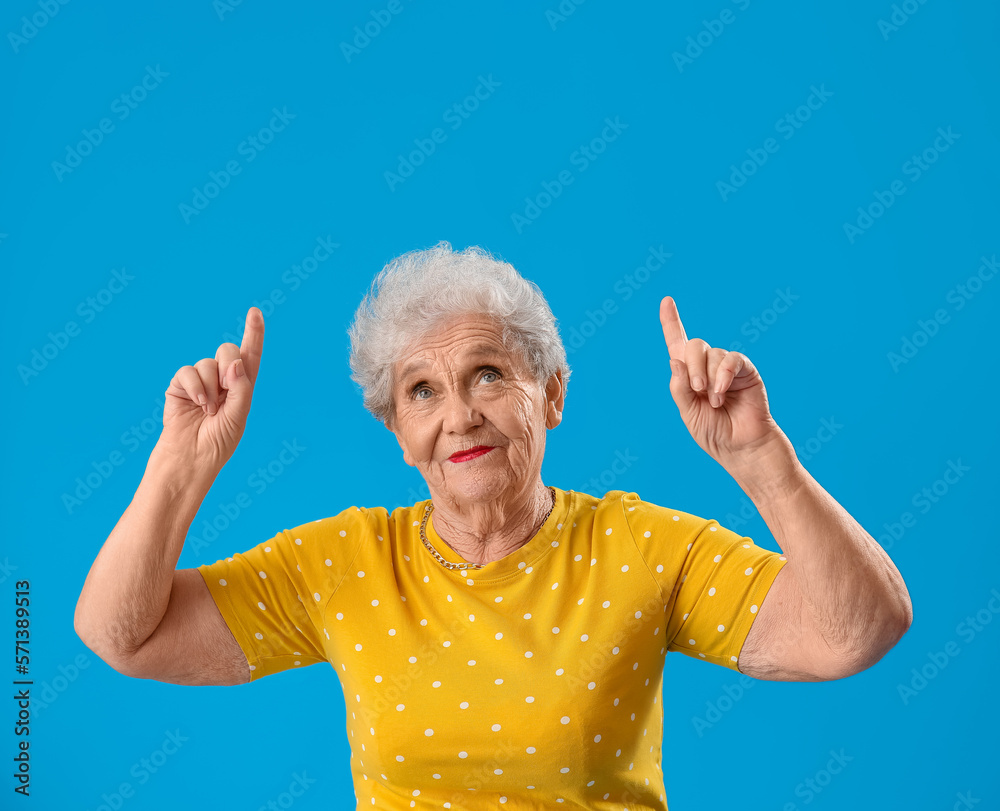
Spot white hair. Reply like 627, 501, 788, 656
347, 240, 571, 427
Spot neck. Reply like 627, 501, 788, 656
428, 481, 554, 565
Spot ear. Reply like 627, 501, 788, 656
543, 368, 565, 429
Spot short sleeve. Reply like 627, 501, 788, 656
195, 505, 369, 681
620, 491, 787, 672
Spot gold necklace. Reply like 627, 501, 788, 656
419, 486, 557, 571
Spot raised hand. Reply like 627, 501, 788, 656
659, 296, 783, 468
160, 307, 265, 472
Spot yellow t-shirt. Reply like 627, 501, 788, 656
197, 486, 787, 810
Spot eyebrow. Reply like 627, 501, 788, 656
398, 343, 504, 383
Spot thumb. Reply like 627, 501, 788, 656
668, 357, 697, 417
221, 357, 255, 425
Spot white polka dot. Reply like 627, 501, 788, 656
339, 530, 347, 537
643, 530, 651, 538
688, 638, 696, 645
355, 644, 362, 651
469, 614, 476, 622
751, 604, 758, 613
574, 554, 582, 561
357, 571, 365, 578
714, 554, 722, 563
492, 723, 501, 731
314, 592, 321, 601
495, 632, 503, 640
555, 668, 564, 675
560, 716, 570, 724
612, 646, 620, 654
408, 656, 417, 663
779, 556, 787, 561
581, 634, 589, 642
264, 546, 271, 552
656, 564, 663, 573
621, 564, 629, 573
294, 538, 302, 545
258, 571, 267, 579
673, 515, 680, 522
257, 602, 266, 611
717, 624, 725, 632
325, 559, 333, 567
552, 627, 560, 634
524, 613, 532, 619
396, 755, 404, 762
591, 558, 596, 566
495, 678, 503, 685
468, 660, 476, 666
459, 701, 469, 709
336, 612, 344, 620
254, 632, 263, 640
388, 629, 396, 636
525, 651, 533, 658
443, 640, 451, 647
218, 579, 227, 586
526, 746, 536, 754
424, 729, 433, 736
377, 535, 383, 541
594, 734, 601, 742
458, 751, 467, 759
635, 611, 642, 619
494, 768, 503, 775
588, 682, 596, 690
745, 567, 753, 576
605, 528, 612, 535
432, 680, 441, 688
396, 704, 405, 711
551, 540, 559, 548
518, 562, 526, 569
525, 566, 533, 574
699, 653, 706, 658
249, 664, 256, 671
602, 600, 610, 608
495, 596, 503, 603
683, 613, 689, 620
371, 599, 379, 607
525, 696, 534, 703
708, 587, 716, 596
551, 582, 559, 590
423, 575, 430, 583
731, 656, 738, 662
560, 767, 570, 773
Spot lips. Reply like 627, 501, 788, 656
449, 445, 494, 462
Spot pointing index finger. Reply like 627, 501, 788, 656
659, 296, 688, 360
239, 307, 265, 384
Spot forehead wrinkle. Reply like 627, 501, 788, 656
397, 340, 508, 383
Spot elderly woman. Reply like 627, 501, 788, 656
75, 242, 912, 809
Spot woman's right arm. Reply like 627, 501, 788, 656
74, 307, 265, 686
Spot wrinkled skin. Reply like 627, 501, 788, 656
386, 313, 565, 564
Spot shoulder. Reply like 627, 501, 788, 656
573, 489, 713, 534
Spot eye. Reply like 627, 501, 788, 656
480, 367, 501, 383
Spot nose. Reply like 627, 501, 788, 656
441, 387, 484, 435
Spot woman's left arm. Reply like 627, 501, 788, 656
658, 296, 913, 681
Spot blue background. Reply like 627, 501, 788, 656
3, 0, 998, 808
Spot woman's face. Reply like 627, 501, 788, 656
387, 314, 564, 507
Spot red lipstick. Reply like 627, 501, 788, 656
449, 446, 494, 463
